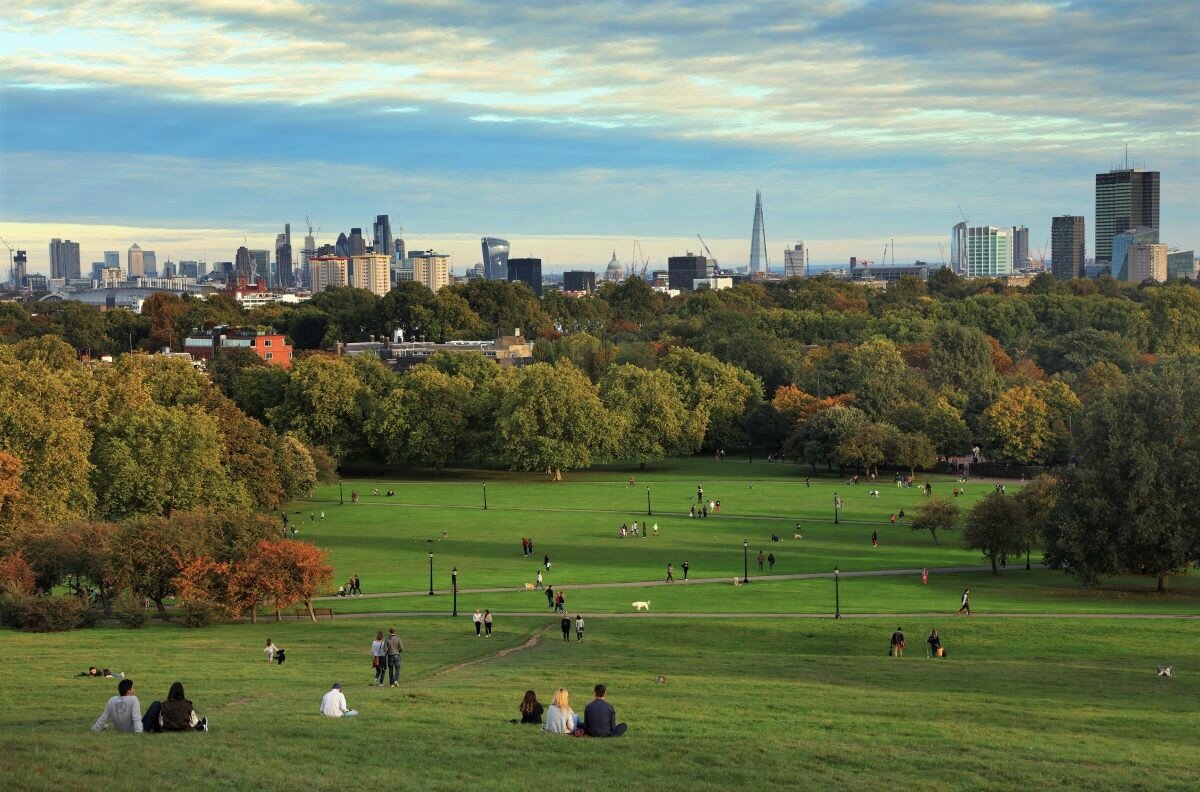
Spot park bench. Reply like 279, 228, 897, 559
294, 607, 335, 621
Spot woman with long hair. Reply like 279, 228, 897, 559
518, 690, 544, 724
371, 630, 387, 686
544, 688, 582, 734
159, 681, 207, 732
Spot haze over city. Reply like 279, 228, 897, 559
1, 0, 1197, 273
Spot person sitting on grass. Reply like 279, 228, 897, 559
148, 681, 208, 732
516, 690, 544, 724
319, 683, 358, 718
92, 678, 144, 733
583, 684, 628, 737
543, 688, 582, 734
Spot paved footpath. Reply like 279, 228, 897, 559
330, 610, 1198, 620
317, 564, 1046, 601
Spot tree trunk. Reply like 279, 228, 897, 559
931, 529, 939, 545
249, 607, 258, 625
989, 555, 999, 575
154, 598, 169, 621
1157, 574, 1169, 593
274, 608, 282, 623
639, 461, 646, 470
305, 598, 317, 622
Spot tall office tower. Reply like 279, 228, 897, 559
48, 238, 81, 279
411, 250, 450, 292
783, 242, 807, 278
13, 250, 28, 287
142, 250, 157, 276
372, 215, 393, 256
352, 253, 392, 297
276, 226, 293, 289
950, 222, 968, 274
1166, 250, 1197, 280
1095, 167, 1159, 264
1010, 225, 1030, 270
179, 261, 199, 279
104, 251, 120, 269
668, 254, 709, 291
481, 237, 510, 280
507, 258, 543, 297
1127, 243, 1167, 283
562, 270, 596, 294
128, 243, 145, 277
309, 256, 349, 293
964, 226, 1012, 278
249, 250, 270, 282
335, 232, 349, 258
1110, 226, 1157, 281
235, 246, 253, 278
748, 190, 768, 274
347, 228, 366, 256
394, 235, 406, 263
90, 262, 105, 280
1050, 216, 1086, 280
161, 260, 176, 278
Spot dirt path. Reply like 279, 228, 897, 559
430, 623, 555, 678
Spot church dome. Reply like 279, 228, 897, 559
605, 250, 623, 280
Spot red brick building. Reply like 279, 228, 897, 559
183, 325, 293, 369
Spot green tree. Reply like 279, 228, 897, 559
367, 366, 471, 469
496, 360, 617, 480
268, 354, 369, 460
836, 422, 897, 477
888, 431, 937, 478
963, 492, 1031, 575
111, 513, 214, 619
308, 287, 382, 341
449, 279, 551, 338
910, 498, 960, 545
600, 365, 703, 468
929, 322, 1000, 414
785, 405, 868, 474
982, 385, 1052, 464
660, 347, 760, 449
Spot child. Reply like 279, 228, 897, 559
264, 639, 279, 664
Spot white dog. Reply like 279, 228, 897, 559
524, 582, 535, 591
632, 600, 651, 611
732, 577, 742, 587
869, 490, 880, 498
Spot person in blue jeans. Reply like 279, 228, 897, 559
383, 627, 404, 687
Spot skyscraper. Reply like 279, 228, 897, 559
668, 255, 709, 291
372, 215, 393, 256
481, 237, 510, 281
1126, 243, 1168, 283
128, 243, 144, 277
335, 232, 349, 258
563, 271, 597, 294
950, 222, 968, 274
394, 235, 406, 263
1110, 226, 1158, 281
964, 226, 1012, 278
104, 251, 120, 269
352, 253, 392, 297
1010, 225, 1029, 270
142, 250, 157, 276
249, 250, 270, 281
1050, 216, 1086, 281
412, 251, 450, 292
309, 256, 349, 293
1095, 168, 1159, 264
507, 258, 543, 297
235, 246, 252, 279
13, 250, 28, 287
276, 223, 293, 289
347, 228, 366, 257
783, 243, 807, 278
748, 191, 768, 274
48, 238, 81, 280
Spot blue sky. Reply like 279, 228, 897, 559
1, 0, 1196, 273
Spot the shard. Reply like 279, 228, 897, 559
749, 190, 768, 274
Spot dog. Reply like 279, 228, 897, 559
524, 582, 535, 591
869, 490, 880, 498
794, 532, 804, 540
732, 577, 742, 587
1157, 665, 1173, 678
771, 534, 781, 542
632, 600, 651, 611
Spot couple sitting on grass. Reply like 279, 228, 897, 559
518, 684, 627, 737
92, 679, 208, 733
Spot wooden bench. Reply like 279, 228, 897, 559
294, 607, 335, 621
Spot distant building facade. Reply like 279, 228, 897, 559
183, 326, 293, 369
49, 238, 82, 280
668, 254, 709, 291
372, 215, 393, 256
507, 257, 543, 297
783, 242, 807, 278
352, 253, 392, 297
1166, 250, 1197, 280
1095, 168, 1159, 265
1010, 225, 1029, 270
1050, 215, 1086, 280
128, 244, 145, 278
748, 191, 768, 274
562, 270, 596, 294
481, 237, 510, 281
412, 251, 450, 292
1126, 243, 1167, 284
965, 226, 1012, 278
309, 255, 349, 293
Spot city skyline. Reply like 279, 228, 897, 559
1, 1, 1197, 274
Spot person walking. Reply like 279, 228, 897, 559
757, 550, 765, 571
561, 613, 571, 642
871, 531, 878, 548
544, 554, 551, 571
890, 626, 906, 658
575, 614, 585, 641
545, 585, 555, 609
483, 610, 493, 637
383, 627, 404, 687
371, 631, 387, 686
472, 609, 483, 637
536, 570, 544, 589
957, 588, 971, 616
264, 639, 279, 665
767, 552, 776, 572
665, 563, 674, 583
921, 567, 929, 586
522, 537, 529, 556
681, 560, 689, 581
555, 591, 565, 613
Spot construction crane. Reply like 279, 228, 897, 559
0, 236, 14, 287
697, 234, 718, 270
938, 243, 947, 267
632, 240, 650, 279
957, 204, 969, 225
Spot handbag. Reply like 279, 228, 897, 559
372, 656, 381, 668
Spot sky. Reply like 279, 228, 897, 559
1, 0, 1197, 275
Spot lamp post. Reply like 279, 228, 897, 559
834, 492, 840, 524
646, 487, 652, 516
482, 483, 488, 510
428, 552, 434, 596
1026, 541, 1031, 571
338, 479, 344, 506
742, 539, 749, 584
451, 566, 458, 617
747, 442, 753, 464
834, 565, 841, 619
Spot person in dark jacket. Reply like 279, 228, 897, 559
518, 690, 544, 724
158, 682, 207, 732
561, 613, 571, 642
583, 684, 627, 737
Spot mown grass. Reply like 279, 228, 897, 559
2, 618, 1196, 791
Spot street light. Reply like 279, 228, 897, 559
646, 486, 652, 516
339, 479, 344, 506
451, 566, 458, 617
742, 539, 749, 584
747, 442, 753, 464
428, 552, 435, 596
1026, 541, 1031, 571
482, 482, 488, 510
834, 492, 840, 524
834, 565, 841, 619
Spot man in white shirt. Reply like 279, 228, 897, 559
319, 683, 358, 718
92, 678, 145, 733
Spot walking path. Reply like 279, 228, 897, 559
332, 611, 1198, 621
316, 564, 1045, 601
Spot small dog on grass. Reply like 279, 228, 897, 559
524, 582, 535, 591
732, 577, 742, 587
632, 601, 651, 611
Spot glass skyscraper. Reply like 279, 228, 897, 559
1095, 168, 1159, 264
965, 226, 1012, 278
373, 215, 393, 256
481, 237, 510, 281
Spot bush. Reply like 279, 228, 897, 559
2, 592, 89, 632
180, 600, 224, 628
113, 594, 147, 628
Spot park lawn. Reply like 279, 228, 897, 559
1, 617, 1196, 791
318, 569, 1200, 617
290, 463, 1003, 595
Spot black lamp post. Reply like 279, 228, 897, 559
1026, 541, 1031, 571
646, 486, 652, 516
338, 479, 344, 506
742, 539, 749, 584
834, 492, 840, 524
482, 483, 488, 510
428, 552, 434, 596
834, 565, 841, 619
747, 442, 753, 464
451, 566, 458, 616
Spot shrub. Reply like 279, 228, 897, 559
180, 600, 224, 628
3, 592, 88, 632
113, 594, 147, 628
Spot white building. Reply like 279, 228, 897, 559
1126, 243, 1168, 284
965, 226, 1013, 278
352, 253, 392, 297
411, 250, 450, 292
310, 256, 349, 293
783, 242, 807, 278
